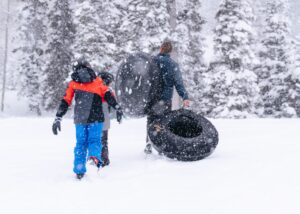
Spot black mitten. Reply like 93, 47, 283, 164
52, 117, 61, 135
116, 105, 123, 123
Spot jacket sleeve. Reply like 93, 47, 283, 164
97, 77, 120, 110
56, 82, 75, 118
173, 63, 189, 100
104, 90, 120, 110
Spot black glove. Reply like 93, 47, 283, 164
52, 117, 62, 135
116, 105, 123, 123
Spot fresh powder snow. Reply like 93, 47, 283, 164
0, 117, 299, 214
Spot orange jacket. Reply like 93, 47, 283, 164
56, 77, 118, 124
63, 77, 109, 106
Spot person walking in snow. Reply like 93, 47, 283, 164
52, 58, 123, 180
97, 71, 115, 167
144, 41, 190, 154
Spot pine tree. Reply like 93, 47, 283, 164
287, 36, 300, 116
43, 0, 76, 110
16, 0, 49, 115
101, 1, 127, 68
258, 0, 295, 117
73, 0, 123, 71
122, 0, 170, 54
119, 0, 146, 54
292, 37, 300, 69
175, 0, 206, 113
202, 0, 259, 118
144, 0, 170, 53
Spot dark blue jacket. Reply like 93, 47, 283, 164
154, 53, 189, 101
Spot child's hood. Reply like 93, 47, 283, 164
71, 67, 96, 83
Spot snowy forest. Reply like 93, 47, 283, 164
1, 1, 300, 212
1, 0, 300, 118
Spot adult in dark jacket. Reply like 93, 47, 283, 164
52, 58, 123, 179
144, 41, 190, 154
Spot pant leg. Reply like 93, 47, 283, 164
146, 114, 158, 143
164, 100, 172, 115
101, 130, 109, 163
145, 100, 171, 146
87, 122, 103, 162
74, 124, 88, 174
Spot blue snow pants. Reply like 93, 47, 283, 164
73, 122, 103, 174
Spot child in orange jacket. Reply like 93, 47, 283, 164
52, 58, 123, 179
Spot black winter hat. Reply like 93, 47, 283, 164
98, 71, 114, 85
71, 67, 96, 83
72, 57, 91, 71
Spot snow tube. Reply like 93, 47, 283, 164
148, 109, 218, 161
115, 52, 154, 117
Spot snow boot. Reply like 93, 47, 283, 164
101, 130, 110, 167
102, 158, 110, 167
144, 135, 153, 154
144, 143, 152, 154
76, 173, 85, 180
88, 156, 102, 169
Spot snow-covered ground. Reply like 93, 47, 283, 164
0, 117, 299, 214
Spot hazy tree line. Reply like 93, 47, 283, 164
2, 0, 300, 118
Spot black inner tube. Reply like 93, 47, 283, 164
168, 115, 203, 138
116, 53, 152, 117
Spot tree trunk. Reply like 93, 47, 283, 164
1, 0, 10, 112
167, 0, 181, 110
